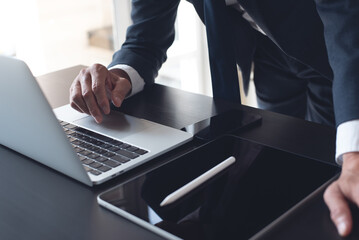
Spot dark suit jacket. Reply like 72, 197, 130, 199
108, 0, 359, 126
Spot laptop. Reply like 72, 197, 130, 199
0, 56, 193, 186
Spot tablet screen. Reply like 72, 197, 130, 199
98, 136, 338, 240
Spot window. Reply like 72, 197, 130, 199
1, 0, 255, 106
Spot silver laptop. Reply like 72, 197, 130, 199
0, 56, 193, 186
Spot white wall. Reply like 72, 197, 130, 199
1, 0, 113, 76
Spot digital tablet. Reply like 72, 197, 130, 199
182, 109, 262, 141
97, 135, 339, 240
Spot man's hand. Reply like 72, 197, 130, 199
324, 152, 359, 237
69, 64, 132, 123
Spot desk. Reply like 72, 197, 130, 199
0, 66, 352, 239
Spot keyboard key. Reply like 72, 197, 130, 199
70, 132, 82, 139
68, 137, 77, 143
78, 155, 87, 161
119, 143, 131, 149
100, 144, 113, 149
87, 153, 100, 159
103, 160, 121, 168
60, 121, 68, 126
95, 156, 108, 162
127, 146, 139, 152
83, 165, 102, 176
111, 155, 131, 163
135, 149, 148, 155
98, 165, 111, 172
89, 169, 101, 176
91, 140, 106, 147
94, 149, 108, 155
103, 152, 115, 158
78, 135, 91, 141
108, 146, 121, 152
83, 165, 92, 172
75, 128, 91, 135
108, 139, 123, 146
79, 150, 92, 156
65, 130, 75, 135
94, 134, 113, 142
90, 162, 102, 169
86, 131, 101, 138
66, 124, 78, 129
79, 142, 92, 149
87, 145, 101, 152
74, 147, 84, 153
72, 140, 82, 146
116, 149, 139, 159
82, 158, 94, 165
87, 131, 112, 141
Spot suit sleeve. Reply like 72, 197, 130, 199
315, 0, 359, 126
109, 0, 181, 85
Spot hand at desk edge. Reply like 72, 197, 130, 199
324, 152, 359, 237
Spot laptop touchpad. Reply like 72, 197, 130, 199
73, 111, 152, 139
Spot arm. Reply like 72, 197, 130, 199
109, 0, 181, 85
315, 0, 359, 236
70, 0, 180, 123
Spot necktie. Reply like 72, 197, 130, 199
204, 0, 241, 102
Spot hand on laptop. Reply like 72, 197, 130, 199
324, 152, 359, 237
70, 64, 132, 123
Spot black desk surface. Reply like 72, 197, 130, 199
0, 66, 352, 240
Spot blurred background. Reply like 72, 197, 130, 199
0, 0, 256, 106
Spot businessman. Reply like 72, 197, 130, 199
69, 0, 359, 236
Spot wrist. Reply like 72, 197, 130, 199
109, 68, 131, 85
342, 152, 359, 172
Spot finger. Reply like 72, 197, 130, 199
80, 72, 103, 123
70, 101, 83, 113
111, 77, 132, 107
324, 182, 353, 237
70, 79, 90, 114
341, 153, 359, 207
90, 64, 110, 114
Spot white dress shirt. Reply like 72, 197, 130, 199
108, 64, 145, 97
109, 0, 359, 164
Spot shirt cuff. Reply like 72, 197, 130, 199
108, 64, 145, 98
336, 119, 359, 165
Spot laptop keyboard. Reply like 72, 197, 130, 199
59, 121, 148, 176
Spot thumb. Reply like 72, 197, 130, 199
324, 181, 353, 237
111, 77, 132, 107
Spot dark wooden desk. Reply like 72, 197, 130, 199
0, 66, 349, 239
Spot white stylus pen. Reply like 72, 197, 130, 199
160, 156, 236, 207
